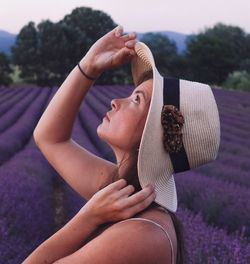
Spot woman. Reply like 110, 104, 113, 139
23, 25, 220, 263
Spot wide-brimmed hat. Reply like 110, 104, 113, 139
131, 42, 221, 213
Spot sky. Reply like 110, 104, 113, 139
1, 0, 250, 35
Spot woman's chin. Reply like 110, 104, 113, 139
97, 125, 107, 141
96, 125, 102, 138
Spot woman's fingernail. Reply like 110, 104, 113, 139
115, 25, 123, 37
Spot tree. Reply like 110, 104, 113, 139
11, 22, 39, 83
11, 7, 132, 86
223, 70, 250, 91
0, 52, 12, 86
59, 7, 130, 85
140, 33, 179, 77
239, 34, 250, 74
185, 23, 248, 85
34, 20, 78, 86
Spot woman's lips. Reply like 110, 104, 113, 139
104, 114, 110, 121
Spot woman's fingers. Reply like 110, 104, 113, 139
125, 39, 137, 48
121, 32, 137, 41
110, 47, 135, 68
117, 184, 135, 198
129, 191, 156, 216
125, 184, 155, 208
103, 179, 127, 193
114, 25, 137, 41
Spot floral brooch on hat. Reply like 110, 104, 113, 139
161, 105, 185, 153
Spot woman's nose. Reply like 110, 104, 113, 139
110, 98, 121, 110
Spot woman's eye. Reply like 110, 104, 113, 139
132, 94, 140, 104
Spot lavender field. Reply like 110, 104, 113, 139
0, 84, 249, 263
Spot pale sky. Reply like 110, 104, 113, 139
1, 0, 250, 35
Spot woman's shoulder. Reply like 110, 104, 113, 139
103, 205, 175, 262
95, 215, 173, 264
81, 205, 176, 263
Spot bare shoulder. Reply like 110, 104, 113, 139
55, 218, 172, 264
106, 219, 172, 263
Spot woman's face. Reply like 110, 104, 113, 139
97, 79, 153, 154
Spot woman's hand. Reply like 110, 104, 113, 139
79, 179, 156, 226
81, 25, 138, 78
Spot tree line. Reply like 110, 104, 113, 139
0, 7, 250, 91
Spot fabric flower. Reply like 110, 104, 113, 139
161, 104, 185, 153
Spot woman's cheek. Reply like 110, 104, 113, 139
97, 113, 143, 149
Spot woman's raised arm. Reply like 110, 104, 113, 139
33, 25, 138, 200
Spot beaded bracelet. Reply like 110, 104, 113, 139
77, 62, 98, 81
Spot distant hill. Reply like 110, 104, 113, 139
0, 29, 191, 55
0, 30, 16, 55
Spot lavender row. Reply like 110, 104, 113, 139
175, 171, 250, 236
0, 88, 59, 263
0, 87, 63, 263
0, 88, 51, 165
0, 87, 21, 96
0, 88, 31, 117
219, 114, 250, 130
219, 138, 250, 159
221, 124, 250, 144
0, 88, 24, 105
196, 157, 249, 188
220, 115, 250, 133
217, 151, 250, 171
176, 206, 250, 264
212, 87, 250, 104
0, 140, 56, 263
0, 87, 11, 96
220, 132, 250, 151
0, 88, 39, 132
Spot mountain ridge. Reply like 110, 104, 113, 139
0, 30, 16, 55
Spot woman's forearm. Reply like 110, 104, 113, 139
33, 58, 99, 144
22, 209, 99, 264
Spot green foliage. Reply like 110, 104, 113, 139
222, 70, 250, 91
11, 7, 132, 86
185, 23, 249, 85
239, 58, 250, 74
0, 52, 12, 86
11, 22, 39, 83
9, 65, 23, 84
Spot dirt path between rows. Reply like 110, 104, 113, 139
53, 181, 65, 232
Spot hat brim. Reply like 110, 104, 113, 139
131, 42, 178, 213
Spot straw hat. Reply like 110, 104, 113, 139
131, 42, 221, 212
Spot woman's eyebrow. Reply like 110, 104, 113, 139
133, 90, 146, 101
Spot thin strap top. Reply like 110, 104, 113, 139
117, 217, 175, 264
